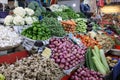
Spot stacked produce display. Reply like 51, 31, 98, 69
70, 67, 103, 80
4, 7, 38, 26
0, 25, 22, 50
0, 54, 64, 80
0, 1, 120, 80
49, 37, 86, 70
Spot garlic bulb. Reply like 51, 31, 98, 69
0, 25, 22, 49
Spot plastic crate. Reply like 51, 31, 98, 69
0, 50, 29, 64
61, 75, 70, 80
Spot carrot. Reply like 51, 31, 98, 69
61, 20, 76, 33
75, 34, 102, 48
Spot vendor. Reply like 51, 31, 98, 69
80, 0, 91, 18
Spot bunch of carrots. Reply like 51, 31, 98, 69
75, 34, 102, 48
61, 20, 76, 33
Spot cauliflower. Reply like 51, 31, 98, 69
60, 5, 68, 10
24, 16, 33, 25
13, 15, 25, 25
13, 7, 26, 17
49, 4, 60, 12
4, 15, 13, 26
25, 8, 34, 16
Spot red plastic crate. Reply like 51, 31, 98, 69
115, 45, 120, 50
0, 50, 29, 64
61, 75, 70, 80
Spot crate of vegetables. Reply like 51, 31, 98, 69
75, 34, 102, 49
0, 45, 28, 64
0, 25, 22, 51
69, 67, 104, 80
0, 54, 65, 80
61, 20, 76, 33
21, 21, 51, 41
48, 37, 87, 74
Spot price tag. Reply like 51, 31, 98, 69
0, 0, 8, 4
22, 38, 35, 51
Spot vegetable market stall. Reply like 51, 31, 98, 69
0, 1, 120, 80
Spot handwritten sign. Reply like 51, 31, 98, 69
0, 0, 8, 4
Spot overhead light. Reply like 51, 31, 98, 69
73, 3, 76, 7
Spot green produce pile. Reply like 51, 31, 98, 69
53, 11, 69, 20
21, 21, 51, 40
63, 9, 80, 19
74, 18, 87, 33
92, 22, 101, 31
28, 1, 46, 17
85, 46, 110, 75
42, 8, 80, 20
21, 17, 66, 40
41, 17, 66, 37
77, 12, 86, 18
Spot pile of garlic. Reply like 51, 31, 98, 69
0, 54, 65, 80
0, 25, 22, 49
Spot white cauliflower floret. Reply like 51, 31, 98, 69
24, 16, 33, 25
13, 15, 25, 25
4, 15, 13, 26
25, 8, 34, 16
13, 7, 26, 17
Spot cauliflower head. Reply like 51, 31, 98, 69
13, 15, 25, 25
4, 15, 13, 26
24, 16, 33, 25
25, 8, 34, 16
49, 4, 60, 12
13, 7, 26, 17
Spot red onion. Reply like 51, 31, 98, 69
49, 37, 86, 70
70, 67, 103, 80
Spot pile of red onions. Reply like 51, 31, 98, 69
70, 67, 103, 80
48, 37, 86, 70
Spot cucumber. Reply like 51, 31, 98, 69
85, 48, 90, 68
92, 59, 98, 71
88, 47, 94, 70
